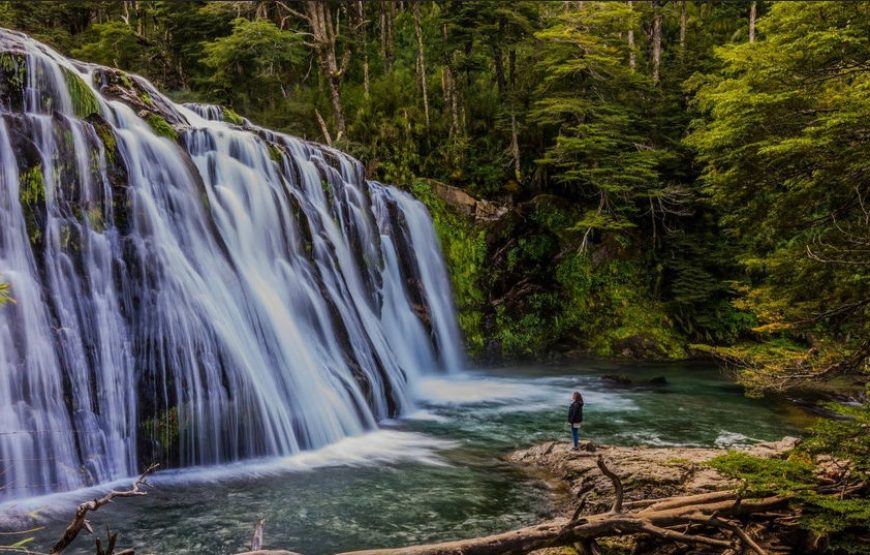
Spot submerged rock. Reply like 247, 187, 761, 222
600, 374, 669, 388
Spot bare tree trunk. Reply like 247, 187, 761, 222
442, 25, 460, 139
749, 1, 757, 43
315, 108, 333, 146
679, 0, 686, 62
355, 0, 370, 99
508, 48, 520, 181
380, 1, 394, 73
651, 0, 663, 84
294, 1, 348, 140
627, 1, 636, 71
412, 0, 430, 127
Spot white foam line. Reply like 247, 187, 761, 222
0, 430, 456, 517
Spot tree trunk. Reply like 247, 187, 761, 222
357, 0, 370, 99
749, 1, 757, 43
380, 1, 394, 73
510, 110, 521, 181
627, 1, 636, 71
302, 1, 348, 140
412, 0, 430, 127
509, 48, 520, 181
442, 25, 460, 139
679, 0, 686, 62
494, 47, 506, 96
651, 0, 663, 84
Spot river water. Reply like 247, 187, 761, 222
1, 360, 809, 554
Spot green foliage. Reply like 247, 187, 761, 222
1, 0, 864, 381
686, 1, 870, 381
72, 21, 147, 70
711, 402, 870, 551
710, 451, 816, 497
200, 17, 304, 115
556, 253, 686, 360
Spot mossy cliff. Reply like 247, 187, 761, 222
412, 180, 687, 362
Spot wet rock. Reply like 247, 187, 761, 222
509, 437, 800, 516
600, 374, 669, 388
423, 178, 508, 222
601, 374, 633, 386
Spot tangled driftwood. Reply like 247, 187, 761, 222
337, 456, 785, 555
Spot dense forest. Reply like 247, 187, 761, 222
0, 0, 868, 551
3, 0, 865, 388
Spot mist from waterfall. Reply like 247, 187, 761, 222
0, 29, 463, 501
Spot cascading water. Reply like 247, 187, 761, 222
0, 29, 464, 502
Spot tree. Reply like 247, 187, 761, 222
533, 1, 662, 249
277, 0, 351, 141
687, 1, 870, 382
200, 17, 304, 114
72, 20, 149, 71
651, 0, 663, 84
412, 0, 430, 127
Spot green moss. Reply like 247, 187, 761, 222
62, 68, 101, 118
88, 115, 117, 165
0, 52, 25, 83
268, 143, 285, 164
144, 112, 178, 141
555, 254, 687, 360
85, 207, 103, 231
223, 107, 245, 125
141, 406, 180, 460
19, 165, 45, 205
118, 73, 133, 89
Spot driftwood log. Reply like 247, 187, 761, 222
49, 463, 158, 554
338, 457, 786, 555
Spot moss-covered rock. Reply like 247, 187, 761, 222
139, 406, 181, 467
62, 68, 101, 118
0, 52, 27, 111
18, 164, 44, 205
144, 112, 178, 141
223, 107, 245, 126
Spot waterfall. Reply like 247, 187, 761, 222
0, 29, 464, 501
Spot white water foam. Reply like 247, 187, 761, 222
0, 430, 455, 520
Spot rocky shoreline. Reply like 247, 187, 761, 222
507, 437, 800, 555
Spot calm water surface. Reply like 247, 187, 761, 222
2, 361, 810, 554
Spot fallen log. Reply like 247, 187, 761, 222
337, 459, 786, 555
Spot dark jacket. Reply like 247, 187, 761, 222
568, 400, 584, 424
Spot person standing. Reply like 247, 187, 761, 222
568, 391, 584, 450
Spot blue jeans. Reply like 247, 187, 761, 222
571, 425, 580, 447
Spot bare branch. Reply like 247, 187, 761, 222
596, 457, 624, 513
50, 463, 158, 554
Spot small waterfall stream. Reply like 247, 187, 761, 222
0, 29, 463, 501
